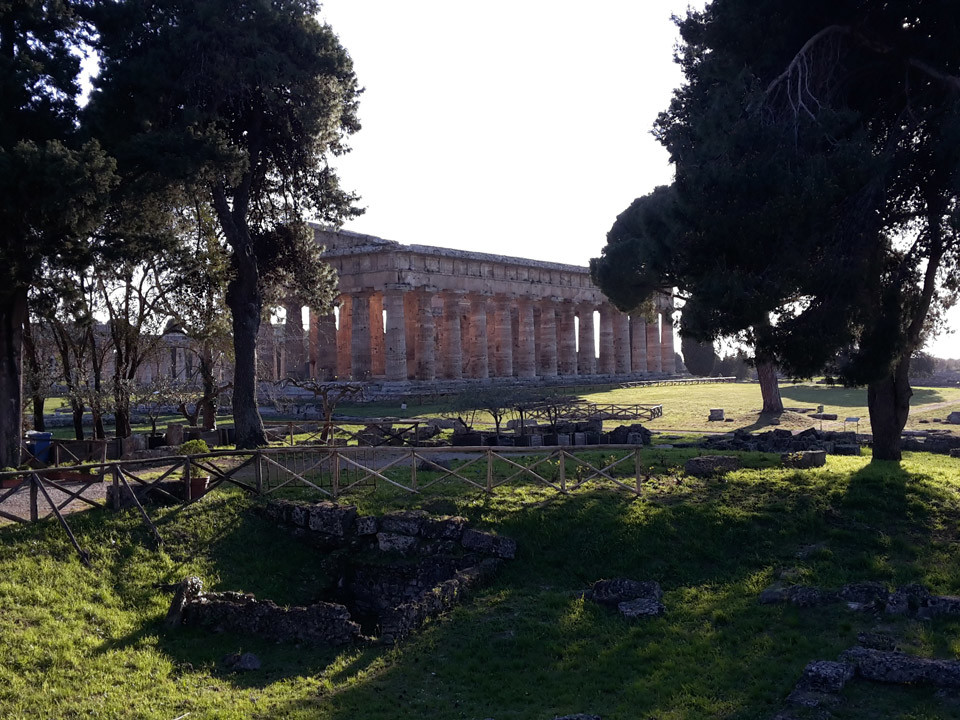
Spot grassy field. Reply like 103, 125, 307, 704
3, 450, 960, 718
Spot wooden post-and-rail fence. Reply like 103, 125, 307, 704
0, 443, 651, 563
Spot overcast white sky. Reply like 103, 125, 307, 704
318, 0, 960, 359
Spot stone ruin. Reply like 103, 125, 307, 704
696, 427, 862, 456
166, 502, 515, 646
585, 577, 665, 619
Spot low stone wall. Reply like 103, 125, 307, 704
170, 503, 516, 647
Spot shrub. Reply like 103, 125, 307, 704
179, 439, 210, 456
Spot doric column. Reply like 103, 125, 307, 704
442, 292, 464, 379
415, 291, 436, 381
660, 307, 676, 374
517, 298, 536, 378
614, 310, 631, 375
495, 296, 514, 378
284, 301, 306, 378
369, 292, 385, 378
336, 295, 352, 380
312, 311, 337, 380
468, 295, 489, 379
403, 291, 418, 380
630, 316, 647, 374
578, 305, 596, 375
598, 305, 616, 375
538, 299, 558, 377
350, 292, 372, 380
383, 289, 408, 382
646, 316, 662, 373
557, 301, 577, 375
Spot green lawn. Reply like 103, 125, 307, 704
3, 451, 960, 718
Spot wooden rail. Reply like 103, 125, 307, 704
0, 443, 652, 562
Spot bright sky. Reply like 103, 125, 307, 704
318, 0, 959, 359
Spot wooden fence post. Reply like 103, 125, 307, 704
111, 465, 121, 511
182, 456, 191, 501
29, 475, 38, 522
486, 448, 493, 493
635, 447, 642, 495
254, 450, 263, 495
558, 449, 566, 493
410, 448, 417, 492
332, 449, 340, 499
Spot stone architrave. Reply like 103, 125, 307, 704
646, 317, 662, 373
517, 299, 536, 379
557, 302, 577, 375
369, 292, 385, 378
495, 297, 514, 378
442, 292, 464, 379
468, 295, 489, 379
415, 291, 436, 381
660, 308, 675, 374
630, 316, 647, 374
312, 311, 337, 380
383, 289, 408, 382
614, 310, 631, 375
598, 305, 615, 375
538, 299, 558, 377
336, 295, 352, 380
350, 292, 372, 380
578, 305, 596, 375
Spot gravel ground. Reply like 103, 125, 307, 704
0, 477, 111, 524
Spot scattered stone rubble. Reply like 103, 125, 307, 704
451, 422, 650, 448
698, 428, 862, 456
585, 578, 665, 618
759, 581, 960, 619
684, 455, 741, 477
168, 503, 515, 647
773, 639, 960, 719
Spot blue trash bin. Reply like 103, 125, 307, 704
25, 431, 52, 462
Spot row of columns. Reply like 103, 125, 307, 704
292, 290, 675, 382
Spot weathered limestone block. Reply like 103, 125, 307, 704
708, 409, 725, 421
380, 510, 428, 536
377, 532, 419, 554
796, 660, 855, 694
781, 450, 827, 469
948, 411, 960, 424
591, 578, 663, 607
307, 502, 358, 537
461, 528, 517, 559
618, 597, 665, 618
289, 503, 310, 528
184, 593, 362, 646
842, 647, 960, 687
421, 515, 468, 541
684, 455, 741, 477
355, 515, 378, 535
759, 585, 833, 607
833, 444, 861, 456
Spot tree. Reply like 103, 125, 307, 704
0, 2, 116, 466
89, 0, 360, 450
594, 2, 960, 460
680, 336, 718, 377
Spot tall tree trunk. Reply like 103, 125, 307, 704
199, 344, 218, 431
226, 248, 267, 449
867, 358, 912, 462
756, 359, 783, 414
0, 288, 26, 468
71, 401, 85, 440
22, 319, 45, 432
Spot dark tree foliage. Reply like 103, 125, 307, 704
0, 1, 116, 466
593, 1, 960, 460
88, 0, 359, 449
680, 336, 718, 377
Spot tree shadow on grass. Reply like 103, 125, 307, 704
780, 385, 946, 408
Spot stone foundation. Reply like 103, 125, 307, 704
170, 503, 515, 647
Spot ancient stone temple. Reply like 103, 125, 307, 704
281, 228, 676, 384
